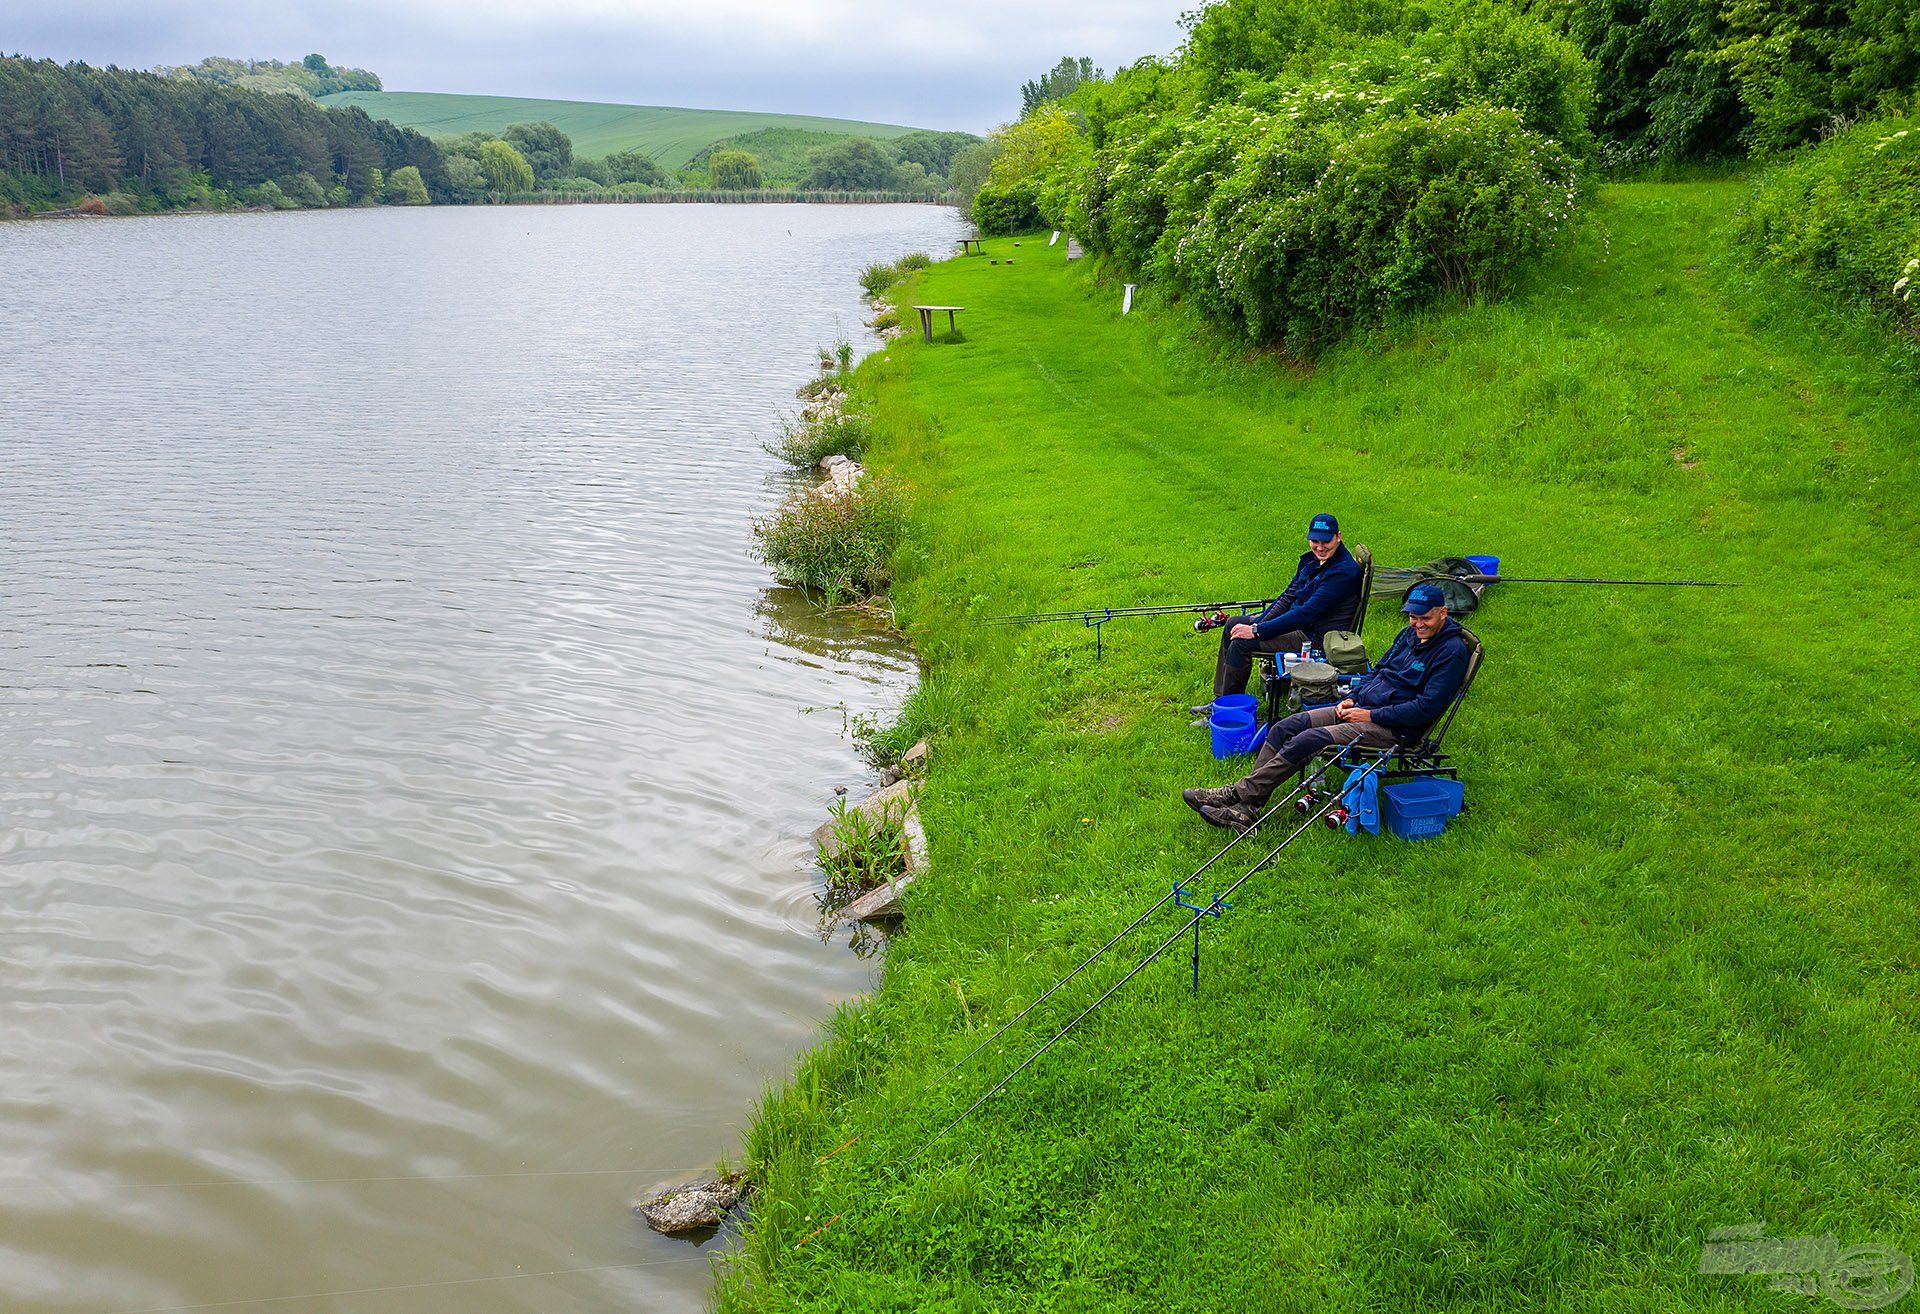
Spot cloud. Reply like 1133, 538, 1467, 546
7, 0, 1185, 131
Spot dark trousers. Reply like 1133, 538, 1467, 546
1214, 622, 1308, 698
1234, 706, 1397, 807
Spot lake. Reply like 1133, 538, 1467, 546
0, 201, 962, 1312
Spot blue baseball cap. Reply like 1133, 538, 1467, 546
1402, 582, 1447, 614
1307, 513, 1339, 542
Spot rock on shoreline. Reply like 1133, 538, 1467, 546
635, 1172, 750, 1234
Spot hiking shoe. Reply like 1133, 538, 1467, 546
1182, 785, 1239, 815
1199, 800, 1262, 832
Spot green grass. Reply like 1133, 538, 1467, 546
719, 184, 1920, 1311
318, 90, 922, 167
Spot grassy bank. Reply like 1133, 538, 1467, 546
720, 183, 1920, 1310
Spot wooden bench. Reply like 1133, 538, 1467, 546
912, 305, 964, 343
956, 238, 985, 256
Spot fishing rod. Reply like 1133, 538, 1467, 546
904, 747, 1358, 1110
907, 748, 1389, 1165
977, 598, 1272, 627
977, 597, 1273, 659
1456, 573, 1736, 587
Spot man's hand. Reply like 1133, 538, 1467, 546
1336, 702, 1373, 723
1229, 623, 1256, 641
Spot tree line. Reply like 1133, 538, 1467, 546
0, 56, 447, 214
1, 55, 981, 217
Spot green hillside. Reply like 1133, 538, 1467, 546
317, 90, 923, 166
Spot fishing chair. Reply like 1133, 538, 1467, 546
1257, 543, 1373, 727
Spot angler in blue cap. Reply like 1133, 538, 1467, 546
1182, 581, 1471, 830
1193, 513, 1363, 712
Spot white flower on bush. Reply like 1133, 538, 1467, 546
1896, 257, 1919, 302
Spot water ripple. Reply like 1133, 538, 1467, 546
0, 201, 960, 1312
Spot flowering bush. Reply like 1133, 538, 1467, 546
1165, 106, 1581, 346
1019, 2, 1595, 349
1739, 117, 1920, 335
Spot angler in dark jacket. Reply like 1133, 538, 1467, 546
1201, 513, 1363, 704
1183, 582, 1472, 830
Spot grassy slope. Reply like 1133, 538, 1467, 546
317, 90, 919, 166
720, 183, 1920, 1311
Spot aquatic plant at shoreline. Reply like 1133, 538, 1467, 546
858, 252, 935, 296
859, 262, 902, 295
815, 797, 910, 910
751, 475, 910, 603
766, 403, 875, 468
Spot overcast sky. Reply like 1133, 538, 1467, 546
7, 0, 1188, 132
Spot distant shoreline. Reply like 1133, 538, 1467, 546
9, 192, 958, 223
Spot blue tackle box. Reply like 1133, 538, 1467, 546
1381, 778, 1466, 841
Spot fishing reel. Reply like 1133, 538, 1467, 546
1192, 610, 1232, 633
1324, 807, 1350, 830
1294, 789, 1321, 815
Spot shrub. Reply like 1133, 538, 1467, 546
752, 478, 911, 603
1739, 116, 1920, 335
973, 177, 1044, 234
859, 262, 900, 295
895, 251, 932, 272
766, 405, 875, 468
603, 150, 667, 186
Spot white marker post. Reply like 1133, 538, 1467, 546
1049, 231, 1060, 247
1122, 284, 1136, 315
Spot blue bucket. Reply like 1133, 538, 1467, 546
1209, 708, 1255, 759
1465, 554, 1500, 578
1212, 693, 1258, 721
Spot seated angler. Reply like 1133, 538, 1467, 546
1181, 581, 1471, 830
1195, 513, 1362, 713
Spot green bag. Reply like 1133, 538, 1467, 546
1321, 630, 1369, 674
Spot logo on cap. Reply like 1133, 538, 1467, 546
1307, 514, 1339, 542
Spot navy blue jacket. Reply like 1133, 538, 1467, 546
1352, 618, 1472, 739
1253, 545, 1362, 641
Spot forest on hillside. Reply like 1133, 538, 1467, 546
0, 55, 978, 217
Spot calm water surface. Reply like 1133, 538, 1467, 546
0, 202, 961, 1311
